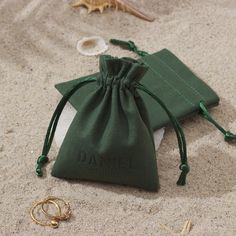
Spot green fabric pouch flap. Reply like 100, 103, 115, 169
55, 46, 219, 130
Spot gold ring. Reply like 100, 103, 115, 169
41, 196, 71, 221
41, 199, 63, 220
30, 199, 61, 228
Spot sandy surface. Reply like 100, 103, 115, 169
0, 0, 236, 235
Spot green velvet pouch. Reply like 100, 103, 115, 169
36, 55, 192, 191
53, 56, 160, 191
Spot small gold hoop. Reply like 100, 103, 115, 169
30, 199, 61, 228
41, 196, 71, 221
41, 199, 63, 220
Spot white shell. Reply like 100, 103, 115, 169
76, 36, 108, 56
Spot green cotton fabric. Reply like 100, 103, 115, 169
55, 49, 219, 131
51, 56, 160, 191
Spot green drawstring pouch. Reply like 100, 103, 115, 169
36, 55, 191, 191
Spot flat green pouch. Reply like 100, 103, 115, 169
55, 40, 236, 141
55, 39, 220, 130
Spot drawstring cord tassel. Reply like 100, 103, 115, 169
177, 164, 190, 186
36, 77, 97, 177
110, 39, 149, 57
36, 155, 49, 177
199, 101, 236, 142
136, 83, 190, 186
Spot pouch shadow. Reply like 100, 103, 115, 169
158, 145, 236, 198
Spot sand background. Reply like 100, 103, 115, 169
0, 0, 236, 235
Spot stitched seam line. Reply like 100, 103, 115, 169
157, 57, 205, 100
142, 61, 196, 107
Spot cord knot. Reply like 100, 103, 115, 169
177, 163, 190, 186
224, 131, 236, 142
110, 39, 149, 57
127, 41, 136, 51
179, 163, 190, 174
199, 101, 236, 143
36, 155, 48, 177
37, 155, 49, 164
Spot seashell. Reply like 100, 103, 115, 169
76, 36, 108, 56
71, 0, 155, 22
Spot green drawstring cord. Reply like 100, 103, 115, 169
136, 83, 190, 186
110, 39, 149, 57
199, 101, 236, 142
36, 77, 97, 177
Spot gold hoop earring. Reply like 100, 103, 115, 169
41, 196, 72, 221
30, 199, 61, 228
30, 196, 71, 228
